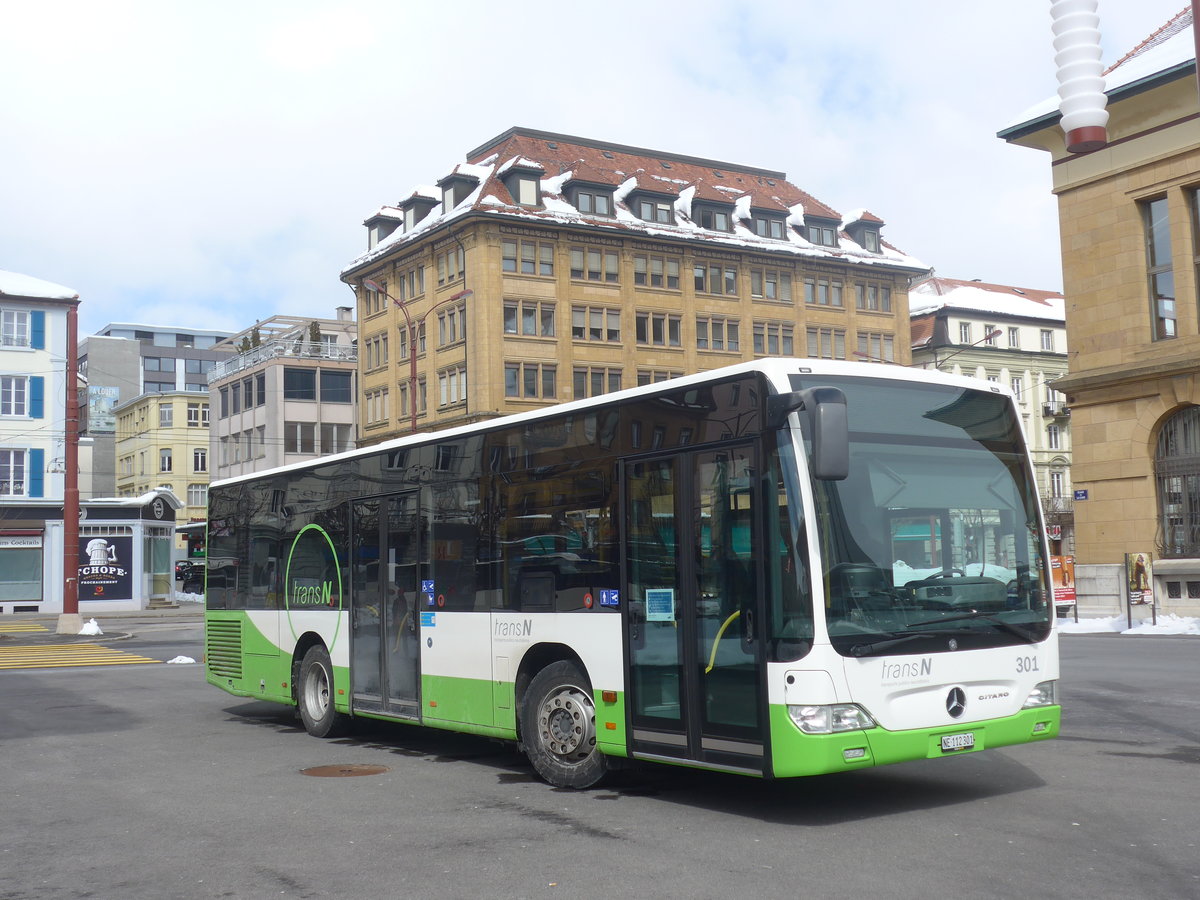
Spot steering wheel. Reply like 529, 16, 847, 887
927, 567, 965, 579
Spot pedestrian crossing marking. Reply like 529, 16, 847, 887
0, 643, 161, 670
0, 622, 49, 634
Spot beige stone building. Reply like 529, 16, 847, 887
114, 390, 212, 532
340, 127, 928, 447
1000, 9, 1200, 613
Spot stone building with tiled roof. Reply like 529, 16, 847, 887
999, 8, 1200, 615
341, 126, 928, 445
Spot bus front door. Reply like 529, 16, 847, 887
351, 492, 421, 718
623, 446, 765, 774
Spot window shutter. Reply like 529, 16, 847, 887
30, 310, 46, 349
28, 448, 44, 497
29, 376, 45, 418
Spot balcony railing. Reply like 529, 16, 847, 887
1042, 401, 1070, 418
208, 340, 357, 383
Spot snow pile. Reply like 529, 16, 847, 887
1057, 614, 1200, 635
78, 618, 103, 636
167, 656, 196, 664
175, 591, 204, 604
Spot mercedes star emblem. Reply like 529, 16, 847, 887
946, 687, 967, 718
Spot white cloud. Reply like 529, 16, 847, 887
0, 0, 1187, 332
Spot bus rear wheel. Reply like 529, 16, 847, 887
521, 661, 606, 789
297, 645, 350, 738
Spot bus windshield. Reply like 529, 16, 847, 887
790, 374, 1052, 656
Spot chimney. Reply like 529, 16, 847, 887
336, 306, 353, 322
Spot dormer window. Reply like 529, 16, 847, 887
863, 230, 880, 252
570, 186, 613, 217
399, 194, 438, 233
805, 217, 839, 247
512, 175, 539, 206
751, 215, 787, 240
633, 195, 673, 225
438, 173, 480, 211
499, 161, 544, 208
367, 219, 400, 250
843, 215, 885, 254
694, 203, 733, 232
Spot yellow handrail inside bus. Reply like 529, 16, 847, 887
705, 609, 741, 674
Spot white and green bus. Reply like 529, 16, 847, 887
204, 358, 1059, 788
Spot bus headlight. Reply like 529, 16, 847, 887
788, 703, 876, 734
1022, 680, 1057, 708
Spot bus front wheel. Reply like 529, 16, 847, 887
521, 661, 606, 789
297, 645, 350, 738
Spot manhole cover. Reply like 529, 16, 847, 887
301, 764, 390, 778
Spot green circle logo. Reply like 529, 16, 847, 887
284, 524, 343, 649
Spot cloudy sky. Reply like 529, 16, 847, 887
1, 1, 1188, 336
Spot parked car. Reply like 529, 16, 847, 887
180, 563, 205, 595
175, 560, 195, 579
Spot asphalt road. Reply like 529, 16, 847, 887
0, 623, 1196, 900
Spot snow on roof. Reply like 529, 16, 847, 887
342, 129, 927, 277
0, 268, 79, 301
909, 276, 1064, 321
1001, 9, 1195, 134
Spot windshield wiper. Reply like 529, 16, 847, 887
848, 629, 967, 657
907, 609, 1039, 644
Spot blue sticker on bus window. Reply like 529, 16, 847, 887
420, 612, 436, 627
599, 589, 620, 608
422, 580, 435, 593
424, 592, 435, 607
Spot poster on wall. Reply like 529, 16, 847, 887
1050, 555, 1076, 607
86, 385, 121, 434
1125, 552, 1153, 606
78, 535, 133, 601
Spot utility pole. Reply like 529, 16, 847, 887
57, 300, 82, 634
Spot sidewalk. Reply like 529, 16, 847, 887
0, 603, 203, 646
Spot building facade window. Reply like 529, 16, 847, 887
193, 448, 207, 472
569, 246, 618, 282
438, 304, 467, 346
502, 239, 554, 276
751, 216, 786, 239
1047, 424, 1061, 450
983, 325, 998, 345
506, 300, 556, 338
159, 448, 172, 473
1143, 195, 1177, 339
438, 366, 468, 407
0, 449, 27, 495
856, 331, 895, 363
574, 189, 612, 216
696, 316, 740, 351
1049, 470, 1065, 499
365, 388, 389, 426
1, 310, 30, 347
854, 282, 892, 312
284, 421, 316, 454
364, 334, 388, 370
753, 322, 794, 356
398, 378, 427, 419
320, 423, 352, 454
283, 367, 317, 400
437, 247, 465, 285
803, 276, 841, 307
571, 305, 620, 342
807, 326, 846, 360
504, 362, 556, 399
806, 222, 837, 246
633, 254, 681, 289
1040, 329, 1055, 351
1154, 405, 1200, 557
159, 402, 173, 427
1011, 376, 1024, 401
1008, 327, 1021, 348
636, 197, 673, 224
573, 367, 622, 398
694, 262, 739, 297
697, 206, 732, 232
0, 376, 29, 416
635, 312, 681, 347
636, 369, 679, 386
188, 483, 207, 507
752, 268, 794, 302
319, 370, 352, 403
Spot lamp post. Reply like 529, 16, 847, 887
931, 329, 1003, 371
362, 279, 473, 434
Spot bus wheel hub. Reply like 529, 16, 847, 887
539, 688, 594, 758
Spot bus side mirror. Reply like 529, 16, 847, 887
766, 387, 848, 481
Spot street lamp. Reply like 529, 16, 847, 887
931, 329, 1003, 371
361, 278, 473, 434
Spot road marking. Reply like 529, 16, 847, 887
0, 643, 161, 670
0, 622, 49, 634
